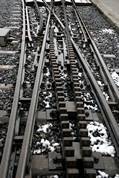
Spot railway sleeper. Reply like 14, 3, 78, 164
77, 107, 85, 114
54, 74, 61, 80
81, 147, 92, 157
66, 157, 78, 168
74, 86, 82, 92
62, 129, 72, 137
84, 168, 96, 178
55, 82, 63, 87
83, 157, 94, 168
76, 101, 84, 108
73, 82, 80, 88
71, 68, 78, 73
56, 87, 64, 92
55, 78, 62, 83
60, 113, 68, 121
75, 96, 83, 102
52, 67, 59, 72
49, 54, 57, 59
66, 168, 79, 178
70, 65, 78, 70
78, 120, 87, 129
80, 137, 91, 147
58, 101, 66, 108
57, 96, 65, 102
53, 71, 60, 76
59, 107, 67, 114
72, 78, 79, 83
57, 91, 64, 97
61, 121, 69, 128
77, 113, 85, 120
71, 71, 79, 76
63, 137, 74, 147
51, 64, 59, 68
79, 128, 88, 137
50, 59, 58, 64
64, 147, 75, 157
72, 75, 80, 80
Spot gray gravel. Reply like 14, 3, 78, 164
78, 5, 119, 69
0, 0, 16, 27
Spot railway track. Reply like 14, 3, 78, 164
0, 0, 46, 177
0, 0, 119, 178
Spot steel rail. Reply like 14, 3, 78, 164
71, 0, 119, 102
42, 0, 119, 157
15, 10, 51, 178
26, 6, 32, 42
33, 0, 43, 34
0, 0, 26, 178
71, 3, 87, 43
71, 39, 119, 157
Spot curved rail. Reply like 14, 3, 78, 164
15, 10, 51, 178
26, 6, 32, 42
42, 0, 119, 157
71, 0, 119, 102
33, 0, 44, 34
0, 0, 26, 178
72, 39, 119, 157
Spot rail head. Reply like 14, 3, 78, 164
42, 0, 119, 157
71, 0, 119, 102
15, 10, 51, 178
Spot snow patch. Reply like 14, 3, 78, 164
84, 92, 98, 111
96, 171, 109, 178
111, 71, 119, 86
103, 91, 109, 101
96, 171, 119, 178
101, 29, 114, 34
50, 175, 59, 178
37, 123, 52, 133
87, 121, 115, 157
97, 81, 104, 87
34, 123, 59, 154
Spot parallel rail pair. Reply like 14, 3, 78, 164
0, 0, 48, 177
0, 0, 119, 178
43, 0, 119, 157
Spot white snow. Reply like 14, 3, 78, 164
96, 171, 119, 178
97, 81, 109, 100
111, 71, 119, 86
34, 123, 60, 154
101, 29, 114, 34
87, 121, 115, 157
26, 0, 90, 2
37, 123, 52, 133
50, 175, 59, 178
84, 92, 98, 111
60, 72, 67, 80
97, 81, 104, 87
54, 26, 59, 33
44, 92, 52, 108
78, 72, 82, 77
34, 139, 59, 154
103, 91, 109, 101
41, 138, 50, 147
44, 101, 50, 108
52, 143, 59, 147
45, 69, 50, 77
84, 103, 98, 111
96, 171, 109, 178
